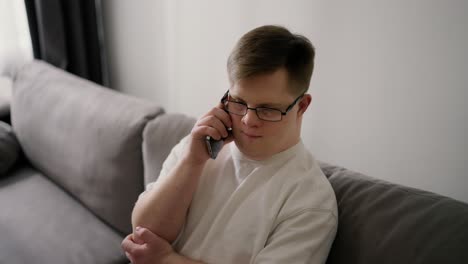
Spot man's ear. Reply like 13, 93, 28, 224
297, 94, 312, 116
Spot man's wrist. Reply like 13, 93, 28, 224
180, 153, 208, 169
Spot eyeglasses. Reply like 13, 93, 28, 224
220, 90, 304, 122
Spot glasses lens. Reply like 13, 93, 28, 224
226, 101, 247, 115
257, 108, 282, 121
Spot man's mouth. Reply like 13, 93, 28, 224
241, 131, 262, 139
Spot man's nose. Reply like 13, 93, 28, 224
242, 109, 261, 127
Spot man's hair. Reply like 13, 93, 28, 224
227, 25, 315, 96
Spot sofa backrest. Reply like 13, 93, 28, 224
142, 113, 196, 186
10, 60, 164, 235
320, 162, 468, 264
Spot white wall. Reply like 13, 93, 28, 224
102, 0, 468, 202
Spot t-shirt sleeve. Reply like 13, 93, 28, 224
253, 209, 337, 264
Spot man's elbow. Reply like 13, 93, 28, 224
130, 201, 178, 243
131, 199, 154, 231
131, 200, 146, 231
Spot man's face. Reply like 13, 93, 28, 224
228, 68, 309, 160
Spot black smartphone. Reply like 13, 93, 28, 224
206, 90, 232, 159
205, 127, 232, 159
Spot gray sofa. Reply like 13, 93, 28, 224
0, 60, 467, 264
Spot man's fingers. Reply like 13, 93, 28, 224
133, 231, 144, 244
121, 234, 144, 256
214, 105, 233, 129
121, 234, 133, 249
123, 228, 174, 264
134, 226, 159, 244
201, 105, 232, 130
197, 116, 230, 139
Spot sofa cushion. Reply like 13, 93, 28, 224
0, 121, 20, 176
0, 166, 126, 264
320, 162, 468, 264
142, 113, 196, 185
11, 60, 164, 234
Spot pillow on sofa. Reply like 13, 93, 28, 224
11, 60, 164, 235
0, 121, 20, 176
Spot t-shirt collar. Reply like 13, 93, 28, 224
230, 140, 304, 166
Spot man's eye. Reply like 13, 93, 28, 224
259, 109, 277, 116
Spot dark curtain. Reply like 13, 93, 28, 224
24, 0, 108, 86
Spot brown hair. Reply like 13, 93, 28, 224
227, 25, 315, 96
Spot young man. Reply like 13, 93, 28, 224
122, 25, 338, 264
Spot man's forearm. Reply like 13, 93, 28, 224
131, 158, 205, 243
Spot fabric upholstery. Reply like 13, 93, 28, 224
0, 97, 9, 121
10, 60, 164, 234
320, 162, 468, 264
0, 121, 20, 176
142, 113, 196, 185
0, 166, 127, 264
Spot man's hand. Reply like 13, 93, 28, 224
122, 226, 173, 264
183, 102, 233, 165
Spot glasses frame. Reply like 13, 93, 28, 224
220, 90, 305, 122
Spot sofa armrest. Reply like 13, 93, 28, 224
320, 163, 468, 264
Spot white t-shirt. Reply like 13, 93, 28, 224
144, 138, 338, 264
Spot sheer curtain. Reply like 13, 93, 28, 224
0, 0, 33, 121
0, 0, 33, 77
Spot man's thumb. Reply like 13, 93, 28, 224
133, 226, 145, 244
134, 226, 156, 244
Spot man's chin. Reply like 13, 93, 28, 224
234, 141, 271, 161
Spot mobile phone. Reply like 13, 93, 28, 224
206, 127, 232, 159
206, 91, 232, 159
